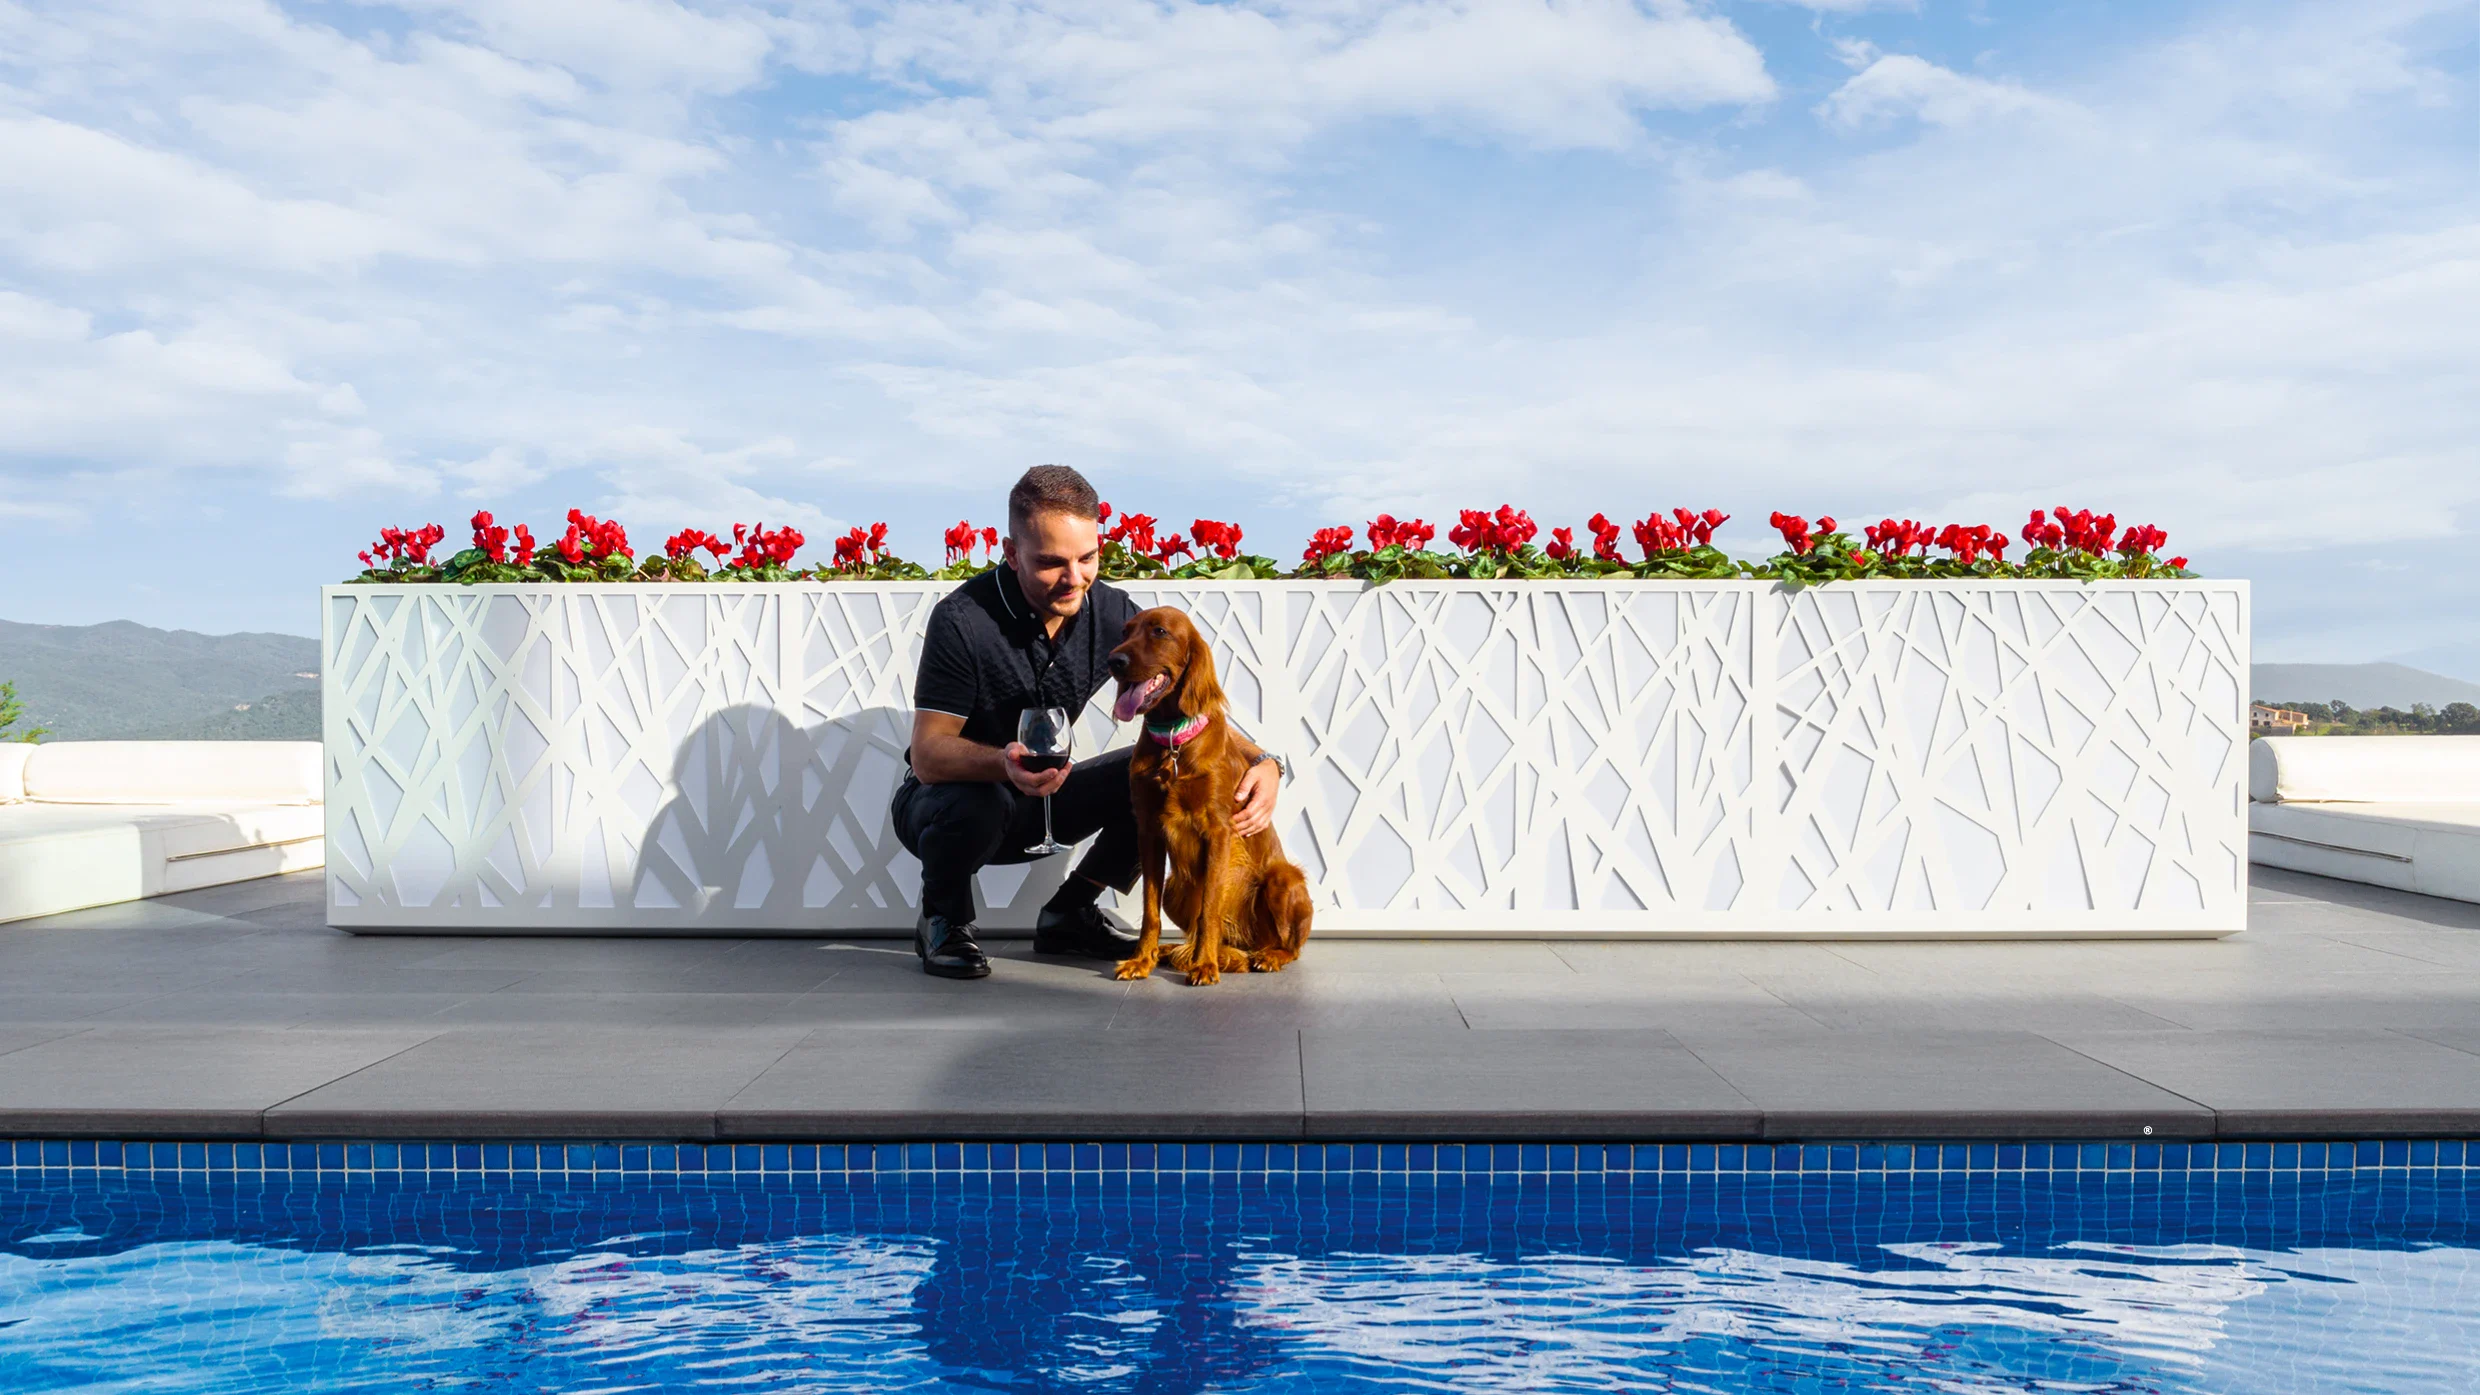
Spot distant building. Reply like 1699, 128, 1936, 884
2251, 704, 2311, 734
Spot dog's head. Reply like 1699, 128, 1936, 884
1107, 606, 1222, 724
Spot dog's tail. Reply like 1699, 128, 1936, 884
1261, 861, 1313, 953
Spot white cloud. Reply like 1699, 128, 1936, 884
0, 0, 2471, 659
1818, 48, 2077, 129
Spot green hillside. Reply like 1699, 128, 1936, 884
0, 618, 321, 741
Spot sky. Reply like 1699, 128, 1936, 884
1, 0, 2474, 671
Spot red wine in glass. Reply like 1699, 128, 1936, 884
1019, 706, 1073, 854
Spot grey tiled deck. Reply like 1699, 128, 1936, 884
3, 867, 2478, 1140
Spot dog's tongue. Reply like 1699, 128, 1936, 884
1113, 675, 1164, 723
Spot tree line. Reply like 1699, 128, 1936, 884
2266, 699, 2480, 736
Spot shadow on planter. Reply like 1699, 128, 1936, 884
631, 703, 1077, 935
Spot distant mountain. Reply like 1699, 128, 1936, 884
2380, 640, 2480, 685
2252, 662, 2480, 712
0, 618, 321, 741
131, 688, 322, 741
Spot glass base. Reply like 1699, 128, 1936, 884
1024, 839, 1070, 856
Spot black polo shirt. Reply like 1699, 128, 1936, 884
911, 566, 1139, 752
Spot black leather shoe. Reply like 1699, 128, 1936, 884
915, 913, 991, 979
1033, 901, 1140, 961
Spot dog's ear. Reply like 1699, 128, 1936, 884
1172, 613, 1225, 720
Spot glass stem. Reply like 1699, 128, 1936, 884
1043, 794, 1056, 849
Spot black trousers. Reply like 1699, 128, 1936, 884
891, 747, 1140, 923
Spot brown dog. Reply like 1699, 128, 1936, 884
1104, 607, 1314, 985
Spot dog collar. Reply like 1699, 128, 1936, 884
1144, 711, 1208, 748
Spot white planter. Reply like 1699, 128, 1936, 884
322, 579, 2249, 937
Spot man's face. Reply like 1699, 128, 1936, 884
1003, 510, 1101, 621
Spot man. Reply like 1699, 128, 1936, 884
893, 465, 1287, 979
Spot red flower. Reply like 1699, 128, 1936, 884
1367, 514, 1435, 552
1192, 519, 1244, 560
982, 526, 998, 554
1448, 506, 1535, 555
556, 509, 630, 564
1586, 513, 1624, 561
666, 528, 728, 561
512, 524, 534, 562
1107, 511, 1159, 556
362, 522, 447, 567
2115, 524, 2169, 558
1303, 525, 1354, 564
1768, 512, 1834, 556
726, 522, 802, 569
1154, 533, 1192, 563
829, 523, 889, 572
1544, 527, 1576, 561
2168, 556, 2187, 571
943, 520, 977, 561
471, 510, 513, 564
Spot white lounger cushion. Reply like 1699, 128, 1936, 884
2249, 801, 2480, 904
22, 740, 321, 805
2250, 735, 2480, 804
0, 802, 325, 924
0, 743, 28, 803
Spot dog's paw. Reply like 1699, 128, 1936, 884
1112, 955, 1157, 981
1186, 962, 1222, 986
1248, 949, 1295, 973
1217, 946, 1249, 972
1163, 942, 1193, 970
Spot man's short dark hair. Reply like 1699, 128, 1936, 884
1008, 465, 1100, 536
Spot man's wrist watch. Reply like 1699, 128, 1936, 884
1249, 751, 1289, 782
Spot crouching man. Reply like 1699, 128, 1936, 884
892, 465, 1285, 978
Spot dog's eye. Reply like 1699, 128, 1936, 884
1151, 625, 1168, 637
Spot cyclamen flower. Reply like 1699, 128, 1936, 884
1107, 511, 1159, 556
1586, 513, 1624, 561
666, 528, 729, 561
1366, 514, 1435, 552
830, 522, 890, 571
1447, 506, 1535, 555
1303, 526, 1354, 563
471, 511, 513, 565
556, 509, 630, 564
2115, 524, 2169, 558
1768, 512, 1834, 556
729, 522, 803, 569
1544, 527, 1576, 562
1865, 519, 1934, 559
943, 521, 1001, 562
1154, 533, 1192, 563
362, 522, 447, 568
1192, 519, 1244, 559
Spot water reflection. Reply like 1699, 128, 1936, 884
1, 1174, 2475, 1393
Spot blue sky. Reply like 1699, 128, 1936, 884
2, 0, 2474, 672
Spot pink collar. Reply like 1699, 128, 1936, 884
1145, 711, 1208, 748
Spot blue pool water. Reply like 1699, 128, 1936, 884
4, 1142, 2478, 1392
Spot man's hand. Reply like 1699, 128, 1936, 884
1003, 742, 1071, 797
1232, 758, 1279, 837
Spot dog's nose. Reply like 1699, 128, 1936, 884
1107, 651, 1129, 676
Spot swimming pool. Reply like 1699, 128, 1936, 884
4, 1139, 2476, 1392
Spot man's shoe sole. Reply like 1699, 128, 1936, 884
920, 957, 991, 980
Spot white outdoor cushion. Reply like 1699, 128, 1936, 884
0, 743, 28, 803
20, 740, 322, 806
0, 802, 325, 924
2248, 735, 2480, 804
2249, 800, 2480, 904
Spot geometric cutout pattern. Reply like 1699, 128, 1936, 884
324, 580, 2245, 935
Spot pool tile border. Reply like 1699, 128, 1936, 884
4, 1138, 2477, 1181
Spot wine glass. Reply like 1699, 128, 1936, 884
1018, 705, 1073, 855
